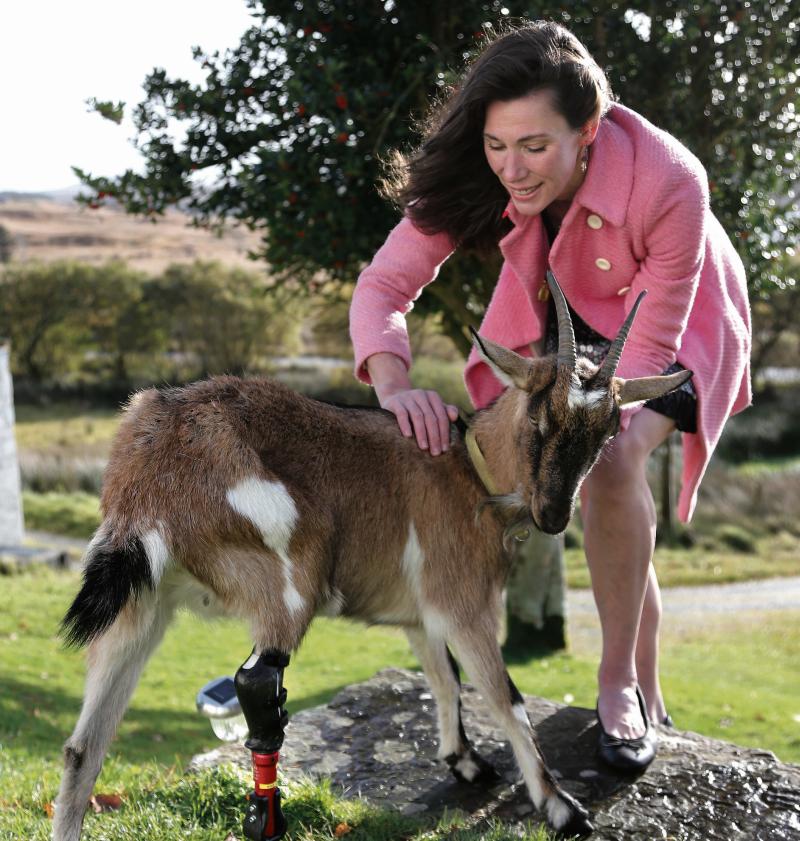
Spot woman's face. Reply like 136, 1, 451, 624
483, 90, 593, 216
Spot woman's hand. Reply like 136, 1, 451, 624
366, 353, 459, 456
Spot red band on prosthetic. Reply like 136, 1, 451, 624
252, 751, 280, 837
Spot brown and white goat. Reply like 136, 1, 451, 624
53, 275, 690, 840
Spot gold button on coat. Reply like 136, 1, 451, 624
617, 286, 631, 296
595, 258, 611, 271
587, 214, 603, 229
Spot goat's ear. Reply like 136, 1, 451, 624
470, 328, 550, 392
614, 369, 693, 407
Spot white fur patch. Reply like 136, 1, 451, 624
401, 523, 424, 595
437, 708, 463, 758
568, 381, 607, 411
585, 388, 607, 408
226, 477, 306, 615
454, 754, 481, 781
504, 704, 547, 809
141, 527, 171, 586
546, 794, 573, 829
319, 587, 345, 617
512, 703, 530, 727
421, 607, 450, 639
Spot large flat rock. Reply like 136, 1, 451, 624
191, 668, 800, 840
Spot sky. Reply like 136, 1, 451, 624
0, 1, 256, 192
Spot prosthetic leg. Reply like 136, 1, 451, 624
235, 649, 291, 841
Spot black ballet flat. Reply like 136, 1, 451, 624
661, 712, 674, 728
596, 685, 657, 772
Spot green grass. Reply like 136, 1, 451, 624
1, 566, 798, 840
14, 404, 120, 453
0, 566, 558, 840
731, 455, 800, 476
564, 528, 800, 589
22, 491, 102, 540
0, 763, 554, 841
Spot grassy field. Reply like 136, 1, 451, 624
1, 566, 798, 839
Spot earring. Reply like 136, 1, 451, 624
580, 145, 590, 174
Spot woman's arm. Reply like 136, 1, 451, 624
350, 216, 454, 383
350, 216, 458, 454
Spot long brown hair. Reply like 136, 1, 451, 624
383, 21, 613, 252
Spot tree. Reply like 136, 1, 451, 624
0, 262, 96, 382
76, 1, 798, 367
144, 261, 304, 377
81, 261, 159, 387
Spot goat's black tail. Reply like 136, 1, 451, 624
60, 533, 153, 648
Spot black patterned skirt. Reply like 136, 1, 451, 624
544, 301, 697, 433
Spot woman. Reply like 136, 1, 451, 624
349, 21, 751, 769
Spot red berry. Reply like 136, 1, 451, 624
336, 132, 348, 143
297, 104, 306, 116
335, 94, 348, 109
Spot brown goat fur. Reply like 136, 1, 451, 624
54, 281, 692, 841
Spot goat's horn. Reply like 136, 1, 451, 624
546, 271, 576, 370
597, 290, 647, 380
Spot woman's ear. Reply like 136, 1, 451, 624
582, 119, 600, 145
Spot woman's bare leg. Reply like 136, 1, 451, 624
637, 564, 669, 723
580, 409, 674, 739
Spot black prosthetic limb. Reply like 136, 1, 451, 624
235, 649, 291, 841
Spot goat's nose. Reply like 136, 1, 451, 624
536, 503, 570, 535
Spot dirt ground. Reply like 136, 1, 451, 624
0, 197, 263, 274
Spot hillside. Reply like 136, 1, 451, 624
0, 195, 264, 273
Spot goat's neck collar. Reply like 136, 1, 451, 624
466, 390, 525, 495
465, 427, 500, 496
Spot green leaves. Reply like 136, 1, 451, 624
76, 1, 799, 367
85, 97, 125, 125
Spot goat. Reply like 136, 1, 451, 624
53, 274, 691, 840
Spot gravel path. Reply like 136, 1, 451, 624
566, 575, 800, 653
568, 575, 800, 616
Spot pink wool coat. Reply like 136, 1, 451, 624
350, 103, 752, 522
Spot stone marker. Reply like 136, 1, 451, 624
0, 341, 24, 547
191, 668, 800, 840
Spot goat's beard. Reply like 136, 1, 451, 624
477, 492, 537, 552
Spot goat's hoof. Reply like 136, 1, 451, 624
446, 749, 499, 785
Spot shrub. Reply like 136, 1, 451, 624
714, 525, 757, 554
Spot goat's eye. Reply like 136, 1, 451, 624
528, 415, 539, 430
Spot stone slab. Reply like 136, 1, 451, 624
191, 668, 800, 840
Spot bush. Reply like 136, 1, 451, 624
714, 524, 757, 554
19, 451, 105, 494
